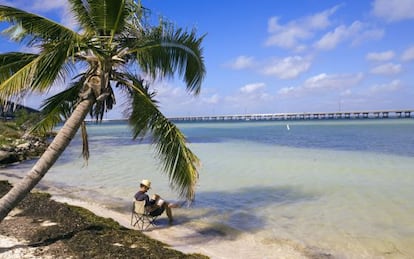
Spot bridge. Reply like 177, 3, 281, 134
169, 109, 414, 122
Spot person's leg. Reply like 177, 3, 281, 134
149, 206, 164, 216
162, 203, 173, 224
168, 202, 180, 208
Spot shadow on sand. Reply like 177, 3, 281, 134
150, 185, 318, 244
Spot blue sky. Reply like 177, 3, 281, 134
1, 0, 414, 118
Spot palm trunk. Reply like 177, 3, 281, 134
0, 98, 94, 222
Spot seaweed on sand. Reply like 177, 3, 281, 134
0, 181, 208, 258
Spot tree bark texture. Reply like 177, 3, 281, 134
0, 98, 94, 222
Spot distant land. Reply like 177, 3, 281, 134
0, 100, 39, 120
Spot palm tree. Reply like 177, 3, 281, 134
0, 0, 205, 222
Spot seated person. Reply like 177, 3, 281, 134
134, 179, 178, 224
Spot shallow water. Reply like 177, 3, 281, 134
1, 119, 414, 258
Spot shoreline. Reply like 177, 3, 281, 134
2, 120, 413, 258
0, 177, 312, 258
3, 174, 411, 258
3, 171, 408, 259
2, 156, 413, 258
0, 180, 208, 259
50, 196, 311, 259
0, 169, 315, 258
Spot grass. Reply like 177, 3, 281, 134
0, 122, 23, 146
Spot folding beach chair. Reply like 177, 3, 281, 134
131, 200, 158, 230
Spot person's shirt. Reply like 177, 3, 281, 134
134, 191, 155, 207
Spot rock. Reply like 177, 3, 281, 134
1, 145, 13, 151
0, 150, 19, 164
1, 138, 48, 166
17, 142, 31, 150
0, 150, 10, 161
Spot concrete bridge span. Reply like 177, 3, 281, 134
169, 109, 414, 121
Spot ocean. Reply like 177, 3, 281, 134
1, 118, 414, 258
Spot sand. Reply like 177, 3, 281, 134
0, 176, 313, 258
49, 196, 309, 259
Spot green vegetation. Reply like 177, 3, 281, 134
0, 111, 46, 146
0, 121, 23, 146
13, 109, 41, 129
0, 113, 50, 165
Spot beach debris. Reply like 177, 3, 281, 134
40, 220, 58, 227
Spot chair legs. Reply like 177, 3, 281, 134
131, 212, 157, 230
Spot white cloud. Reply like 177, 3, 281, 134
314, 21, 383, 50
228, 55, 311, 80
31, 0, 68, 12
262, 56, 311, 79
222, 83, 274, 114
370, 63, 402, 75
306, 5, 342, 29
366, 51, 395, 62
265, 5, 341, 50
303, 73, 363, 90
277, 86, 297, 96
401, 46, 414, 61
156, 87, 226, 117
351, 28, 384, 46
340, 89, 352, 97
372, 0, 414, 22
278, 73, 363, 96
225, 56, 255, 70
0, 0, 78, 30
202, 94, 220, 104
266, 17, 311, 50
369, 80, 401, 93
0, 0, 67, 14
240, 83, 266, 94
314, 24, 351, 50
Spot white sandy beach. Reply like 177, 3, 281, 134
0, 181, 313, 259
50, 196, 309, 259
0, 209, 54, 259
0, 198, 307, 259
0, 236, 38, 259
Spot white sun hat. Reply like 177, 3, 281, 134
140, 179, 151, 189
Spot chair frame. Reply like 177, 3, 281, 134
131, 200, 158, 230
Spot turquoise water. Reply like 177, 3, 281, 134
1, 119, 414, 258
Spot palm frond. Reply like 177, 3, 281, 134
0, 5, 81, 45
31, 79, 84, 134
124, 0, 149, 28
0, 55, 38, 100
0, 42, 77, 99
67, 0, 95, 35
0, 5, 82, 99
30, 41, 78, 92
108, 0, 128, 44
0, 52, 37, 100
81, 121, 90, 163
0, 52, 37, 86
128, 26, 206, 95
68, 0, 128, 38
125, 75, 199, 200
